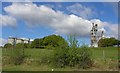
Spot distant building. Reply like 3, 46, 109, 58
90, 23, 105, 47
8, 36, 33, 46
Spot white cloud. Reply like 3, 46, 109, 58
90, 19, 118, 38
0, 14, 17, 27
67, 3, 95, 19
0, 38, 7, 46
106, 24, 118, 38
4, 3, 118, 38
4, 3, 92, 36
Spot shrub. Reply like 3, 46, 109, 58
12, 55, 25, 65
67, 34, 79, 48
4, 43, 13, 48
67, 48, 79, 67
44, 45, 54, 49
10, 48, 26, 65
15, 43, 29, 48
80, 43, 88, 48
78, 48, 93, 69
40, 54, 53, 65
53, 48, 93, 69
53, 48, 68, 67
2, 56, 12, 65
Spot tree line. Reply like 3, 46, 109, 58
4, 35, 68, 49
4, 35, 120, 48
98, 37, 120, 47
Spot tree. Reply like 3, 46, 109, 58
4, 43, 13, 48
31, 34, 68, 49
43, 35, 68, 49
98, 37, 118, 47
15, 43, 29, 48
31, 39, 40, 48
67, 34, 79, 48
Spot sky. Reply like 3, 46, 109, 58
1, 0, 120, 2
0, 2, 118, 46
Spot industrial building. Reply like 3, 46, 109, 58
8, 36, 33, 46
90, 23, 104, 47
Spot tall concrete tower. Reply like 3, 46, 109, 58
90, 23, 105, 47
101, 30, 104, 38
90, 23, 98, 47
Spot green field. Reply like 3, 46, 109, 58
2, 47, 119, 71
3, 47, 118, 60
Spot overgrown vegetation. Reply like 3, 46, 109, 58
67, 34, 79, 48
4, 43, 13, 48
52, 34, 93, 68
53, 48, 93, 69
2, 47, 118, 71
11, 48, 26, 65
3, 48, 26, 65
2, 34, 119, 71
4, 35, 68, 49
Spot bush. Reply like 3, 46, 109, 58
53, 48, 93, 69
44, 45, 54, 49
80, 43, 88, 48
67, 34, 79, 48
15, 43, 29, 48
40, 54, 53, 65
2, 56, 12, 65
4, 43, 13, 48
10, 48, 26, 65
53, 48, 68, 67
78, 48, 93, 69
12, 55, 25, 65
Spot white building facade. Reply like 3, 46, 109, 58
8, 37, 33, 46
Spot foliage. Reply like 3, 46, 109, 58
77, 48, 93, 69
31, 34, 68, 49
15, 43, 23, 48
53, 48, 68, 68
98, 37, 118, 47
39, 53, 54, 65
31, 39, 40, 48
4, 43, 13, 48
53, 34, 92, 68
80, 43, 88, 48
43, 35, 68, 48
15, 43, 30, 49
10, 48, 25, 65
67, 34, 79, 48
53, 48, 93, 69
3, 47, 118, 71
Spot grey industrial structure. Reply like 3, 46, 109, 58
90, 23, 104, 47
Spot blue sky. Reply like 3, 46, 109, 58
0, 2, 118, 46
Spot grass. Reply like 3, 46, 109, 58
90, 47, 118, 60
24, 49, 54, 59
0, 48, 2, 71
3, 47, 118, 59
2, 47, 119, 71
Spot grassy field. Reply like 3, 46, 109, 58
3, 47, 118, 59
90, 47, 118, 60
2, 47, 119, 71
